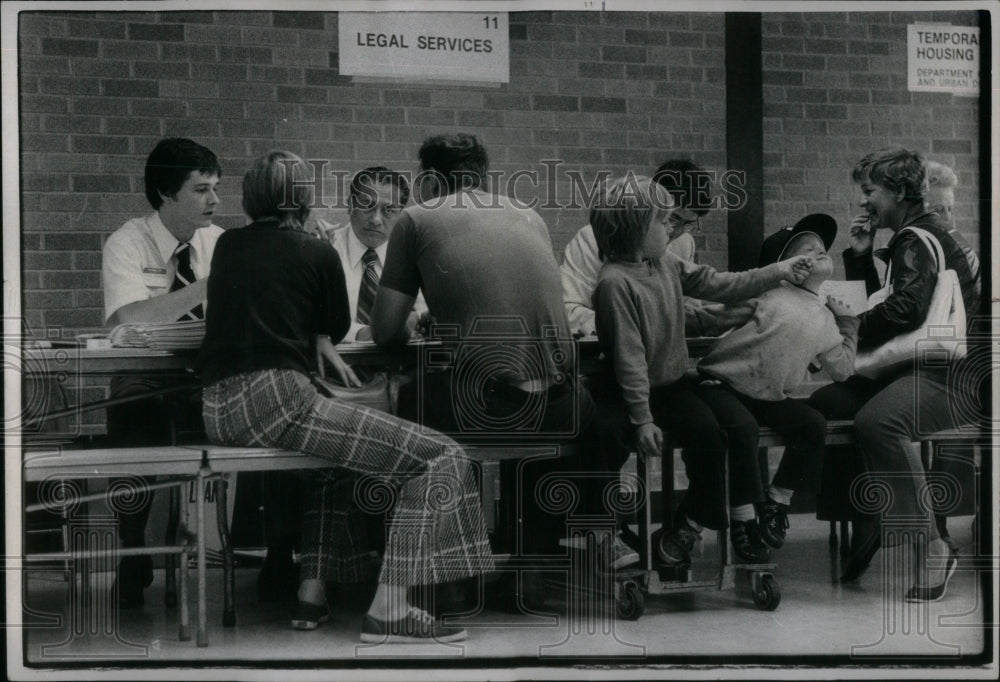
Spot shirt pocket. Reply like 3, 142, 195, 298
141, 272, 171, 292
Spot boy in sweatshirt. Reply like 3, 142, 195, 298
692, 215, 859, 549
591, 175, 813, 565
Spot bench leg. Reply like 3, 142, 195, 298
216, 475, 236, 628
636, 453, 653, 571
165, 486, 180, 608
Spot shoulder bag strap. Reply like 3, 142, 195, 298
900, 226, 946, 273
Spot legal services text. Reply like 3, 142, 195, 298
356, 33, 493, 53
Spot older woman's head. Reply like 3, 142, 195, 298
852, 147, 928, 231
242, 150, 313, 229
925, 160, 958, 222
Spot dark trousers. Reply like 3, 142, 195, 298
106, 376, 204, 549
808, 370, 973, 541
587, 372, 744, 530
704, 387, 828, 495
648, 380, 731, 530
398, 372, 602, 554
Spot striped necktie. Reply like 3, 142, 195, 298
171, 242, 204, 321
355, 248, 379, 325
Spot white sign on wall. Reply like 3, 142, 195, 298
338, 12, 509, 83
907, 24, 979, 96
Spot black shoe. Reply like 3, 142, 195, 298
656, 520, 701, 566
291, 600, 330, 630
258, 547, 300, 603
759, 501, 790, 549
113, 555, 153, 609
905, 549, 959, 602
730, 519, 771, 563
359, 607, 467, 643
840, 516, 881, 583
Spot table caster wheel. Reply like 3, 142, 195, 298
752, 574, 780, 611
615, 580, 644, 620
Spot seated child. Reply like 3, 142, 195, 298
590, 174, 813, 565
691, 215, 859, 549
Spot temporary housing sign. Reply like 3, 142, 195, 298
339, 12, 510, 83
907, 24, 980, 96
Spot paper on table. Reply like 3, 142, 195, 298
109, 319, 205, 349
818, 279, 869, 315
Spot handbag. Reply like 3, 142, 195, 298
309, 371, 395, 414
854, 227, 967, 380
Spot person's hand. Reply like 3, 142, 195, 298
413, 312, 436, 338
826, 295, 854, 317
848, 213, 874, 255
635, 422, 664, 460
355, 326, 373, 342
315, 335, 362, 387
778, 255, 813, 284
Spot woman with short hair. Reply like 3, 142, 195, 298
198, 150, 494, 643
810, 146, 981, 601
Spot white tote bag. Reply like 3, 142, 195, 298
854, 227, 967, 380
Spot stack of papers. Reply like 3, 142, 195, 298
817, 280, 869, 315
109, 319, 206, 350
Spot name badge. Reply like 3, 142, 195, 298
143, 267, 167, 275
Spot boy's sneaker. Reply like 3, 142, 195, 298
760, 501, 790, 549
656, 521, 701, 565
595, 533, 640, 574
359, 607, 467, 643
610, 534, 640, 569
730, 519, 771, 563
562, 533, 639, 573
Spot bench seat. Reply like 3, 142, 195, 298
22, 424, 985, 646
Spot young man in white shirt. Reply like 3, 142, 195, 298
101, 138, 222, 608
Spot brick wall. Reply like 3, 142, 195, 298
17, 8, 985, 341
17, 9, 728, 337
761, 10, 982, 274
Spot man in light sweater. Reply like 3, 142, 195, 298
561, 158, 709, 337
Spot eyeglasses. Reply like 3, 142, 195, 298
668, 212, 702, 233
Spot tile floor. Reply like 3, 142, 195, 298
18, 513, 989, 673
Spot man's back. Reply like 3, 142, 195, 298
381, 189, 571, 382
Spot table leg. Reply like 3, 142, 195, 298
80, 480, 90, 597
498, 460, 518, 555
178, 478, 191, 641
179, 543, 190, 641
165, 486, 179, 608
216, 475, 236, 628
196, 472, 208, 647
